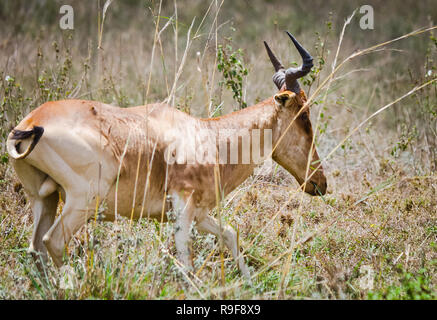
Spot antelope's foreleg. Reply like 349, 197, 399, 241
171, 192, 196, 271
196, 215, 250, 279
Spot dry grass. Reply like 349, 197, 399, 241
1, 162, 435, 299
0, 0, 436, 299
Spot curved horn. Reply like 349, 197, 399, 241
264, 41, 286, 90
284, 31, 313, 93
263, 41, 284, 72
286, 31, 313, 74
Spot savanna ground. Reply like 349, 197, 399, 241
0, 0, 436, 299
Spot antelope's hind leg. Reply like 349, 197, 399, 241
13, 161, 59, 269
42, 191, 92, 267
30, 192, 58, 269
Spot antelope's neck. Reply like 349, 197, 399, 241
200, 97, 279, 131
197, 97, 282, 195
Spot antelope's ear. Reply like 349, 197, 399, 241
274, 91, 294, 106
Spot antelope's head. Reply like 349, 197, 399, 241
264, 32, 327, 196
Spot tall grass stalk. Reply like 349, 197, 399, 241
145, 0, 163, 104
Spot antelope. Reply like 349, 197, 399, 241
6, 32, 327, 278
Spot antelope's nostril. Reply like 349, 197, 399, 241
310, 180, 327, 196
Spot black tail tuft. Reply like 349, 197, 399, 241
11, 126, 44, 143
9, 126, 44, 159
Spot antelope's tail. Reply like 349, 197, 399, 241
6, 126, 44, 160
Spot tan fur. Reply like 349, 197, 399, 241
8, 90, 326, 277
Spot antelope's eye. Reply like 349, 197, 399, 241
275, 95, 289, 105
